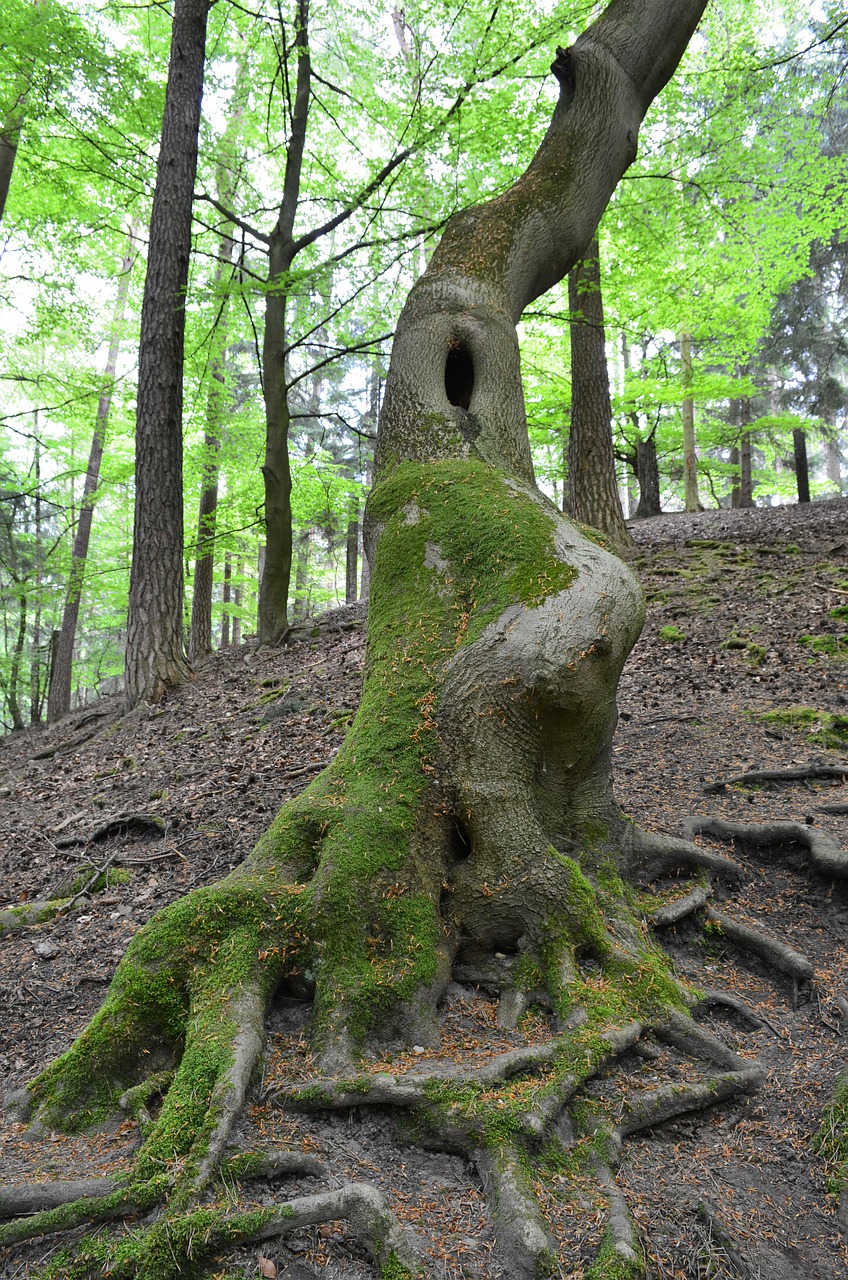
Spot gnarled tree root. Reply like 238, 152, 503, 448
684, 815, 848, 879
703, 764, 848, 794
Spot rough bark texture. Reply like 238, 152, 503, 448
48, 233, 136, 722
567, 237, 632, 548
6, 4, 729, 1277
124, 0, 209, 707
634, 435, 660, 517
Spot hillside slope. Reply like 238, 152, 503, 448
1, 497, 847, 1279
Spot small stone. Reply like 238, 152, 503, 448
35, 940, 59, 958
412, 1045, 425, 1054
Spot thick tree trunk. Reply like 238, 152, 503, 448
48, 233, 136, 722
124, 0, 209, 707
794, 428, 811, 504
15, 7, 724, 1278
566, 238, 632, 548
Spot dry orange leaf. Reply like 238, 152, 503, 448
257, 1256, 276, 1278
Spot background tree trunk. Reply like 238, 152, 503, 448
681, 330, 699, 511
794, 427, 811, 503
634, 435, 661, 517
567, 237, 632, 548
124, 0, 209, 707
48, 231, 136, 722
257, 0, 310, 645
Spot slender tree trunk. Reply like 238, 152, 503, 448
680, 330, 698, 511
257, 0, 311, 645
232, 559, 243, 645
793, 428, 811, 504
566, 238, 632, 548
48, 232, 136, 722
187, 66, 246, 663
634, 436, 661, 518
29, 433, 43, 724
824, 429, 842, 494
345, 502, 360, 604
739, 429, 753, 507
188, 235, 234, 662
124, 0, 209, 707
8, 584, 26, 732
220, 554, 231, 647
729, 442, 741, 508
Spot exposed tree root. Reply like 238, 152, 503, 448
684, 815, 848, 879
695, 988, 781, 1037
0, 1179, 118, 1220
649, 881, 712, 928
706, 906, 814, 991
628, 827, 742, 883
703, 764, 848, 793
616, 1066, 764, 1139
475, 1145, 558, 1278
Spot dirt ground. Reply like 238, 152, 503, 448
1, 496, 847, 1279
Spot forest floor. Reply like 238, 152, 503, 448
1, 496, 848, 1279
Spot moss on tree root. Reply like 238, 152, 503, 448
8, 458, 759, 1278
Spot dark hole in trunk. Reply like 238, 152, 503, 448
449, 817, 472, 861
445, 342, 474, 410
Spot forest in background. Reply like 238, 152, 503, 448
0, 0, 846, 727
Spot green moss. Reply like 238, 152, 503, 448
814, 1071, 848, 1194
829, 605, 848, 622
585, 1234, 644, 1279
379, 1252, 419, 1280
753, 706, 848, 751
800, 633, 848, 657
658, 624, 685, 643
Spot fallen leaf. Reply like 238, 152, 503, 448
256, 1256, 276, 1278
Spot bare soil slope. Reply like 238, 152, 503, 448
1, 497, 847, 1279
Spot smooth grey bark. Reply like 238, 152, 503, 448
371, 0, 710, 955
48, 232, 136, 722
124, 0, 209, 707
566, 237, 632, 548
377, 0, 709, 477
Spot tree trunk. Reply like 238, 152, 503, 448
7, 583, 26, 732
681, 330, 699, 511
124, 0, 209, 708
824, 429, 842, 493
0, 107, 23, 224
231, 560, 243, 646
17, 7, 726, 1278
257, 0, 311, 645
48, 231, 136, 722
345, 502, 360, 604
220, 553, 231, 647
566, 237, 632, 548
794, 428, 811, 504
634, 435, 661, 517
